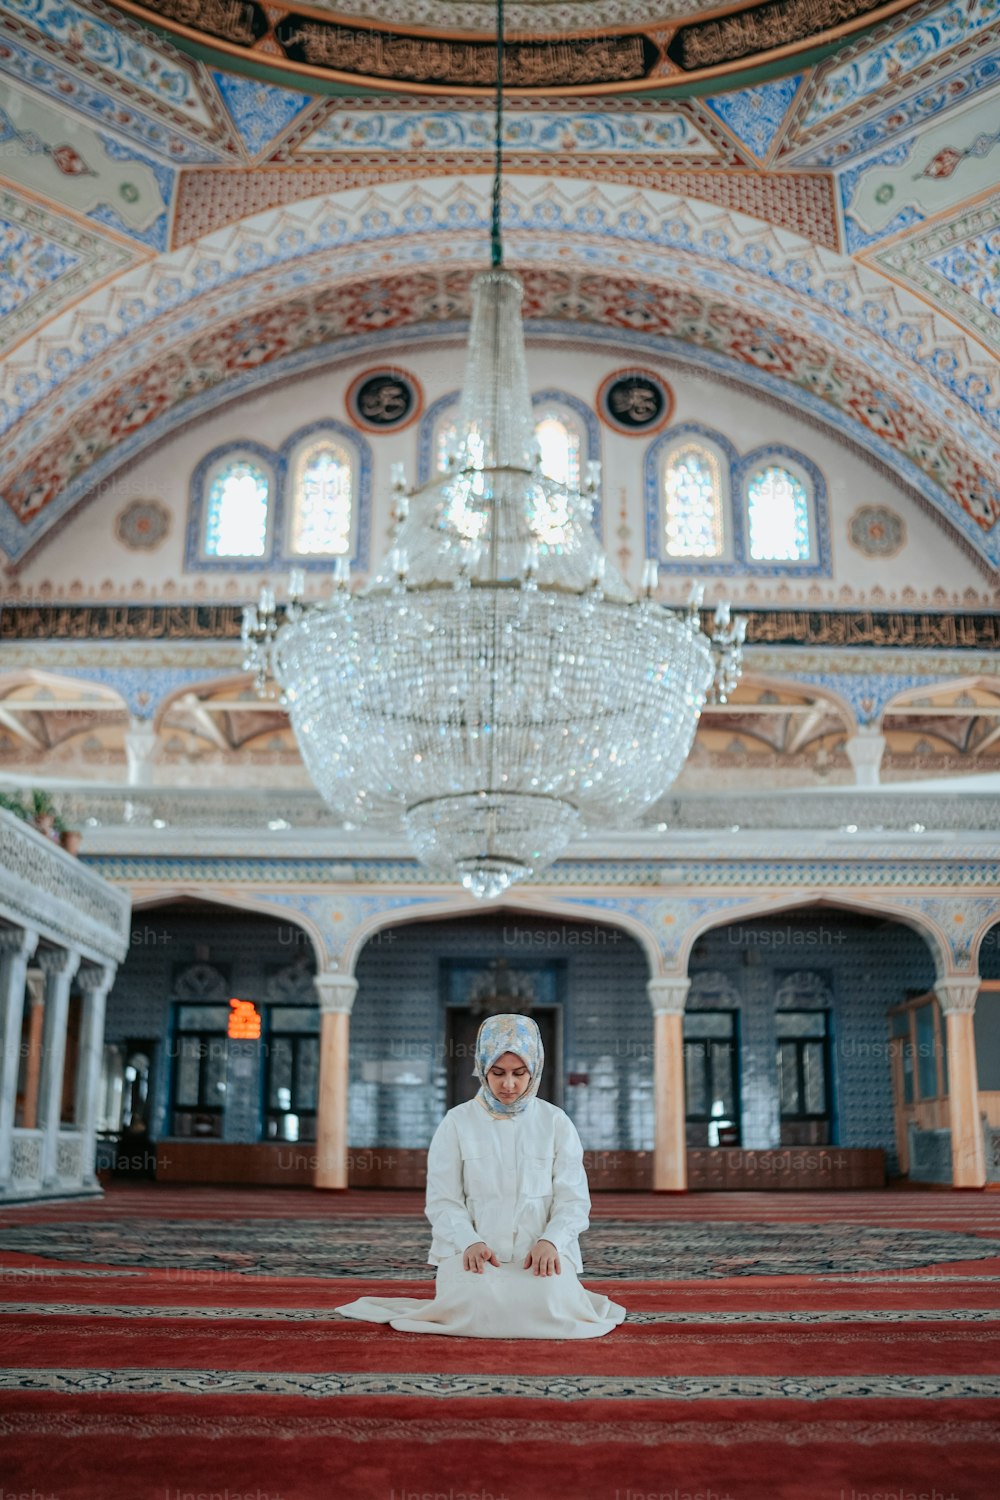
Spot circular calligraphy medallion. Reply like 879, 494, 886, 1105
346, 368, 422, 433
597, 369, 674, 435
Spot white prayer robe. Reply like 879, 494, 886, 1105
426, 1096, 591, 1270
336, 1096, 626, 1339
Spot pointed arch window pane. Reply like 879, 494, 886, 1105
205, 460, 269, 558
664, 444, 723, 558
291, 441, 353, 556
435, 418, 461, 474
535, 412, 582, 492
532, 411, 581, 546
747, 465, 810, 560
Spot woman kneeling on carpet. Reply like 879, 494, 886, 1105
336, 1013, 626, 1340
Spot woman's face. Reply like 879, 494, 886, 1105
487, 1050, 532, 1102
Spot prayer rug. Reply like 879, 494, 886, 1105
1, 1185, 998, 1500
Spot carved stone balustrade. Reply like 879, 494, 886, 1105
0, 810, 130, 1202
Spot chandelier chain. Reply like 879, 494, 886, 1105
491, 0, 504, 268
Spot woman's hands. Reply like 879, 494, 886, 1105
523, 1239, 561, 1276
463, 1241, 501, 1273
463, 1240, 561, 1275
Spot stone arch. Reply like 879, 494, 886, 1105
679, 891, 948, 978
152, 673, 259, 732
972, 911, 1000, 977
339, 891, 662, 980
129, 888, 327, 971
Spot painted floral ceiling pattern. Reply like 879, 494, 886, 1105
0, 0, 997, 568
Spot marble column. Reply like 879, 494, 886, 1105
75, 964, 115, 1192
38, 947, 81, 1188
314, 973, 359, 1191
0, 926, 39, 1186
844, 730, 886, 787
935, 976, 986, 1189
649, 976, 690, 1192
20, 970, 46, 1131
124, 718, 158, 787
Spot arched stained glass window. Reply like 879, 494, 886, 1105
289, 440, 353, 556
435, 418, 461, 475
204, 459, 270, 558
531, 410, 581, 547
663, 443, 724, 558
747, 464, 810, 561
535, 410, 582, 492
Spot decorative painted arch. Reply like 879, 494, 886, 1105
972, 911, 1000, 975
0, 669, 128, 757
128, 886, 328, 971
696, 670, 857, 760
676, 890, 950, 980
337, 891, 663, 982
880, 675, 1000, 719
2, 179, 995, 567
152, 673, 261, 733
727, 671, 859, 733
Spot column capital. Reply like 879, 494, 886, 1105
934, 976, 980, 1016
844, 731, 886, 788
315, 972, 358, 1015
0, 926, 39, 960
37, 946, 81, 980
648, 976, 690, 1016
77, 962, 114, 996
25, 969, 46, 1007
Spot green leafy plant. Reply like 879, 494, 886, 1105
0, 792, 29, 821
30, 789, 56, 817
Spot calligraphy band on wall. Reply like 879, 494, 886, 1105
6, 606, 998, 650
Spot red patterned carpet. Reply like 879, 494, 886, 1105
1, 1185, 999, 1500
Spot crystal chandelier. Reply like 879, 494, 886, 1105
243, 8, 744, 900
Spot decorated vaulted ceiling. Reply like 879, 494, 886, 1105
0, 0, 997, 571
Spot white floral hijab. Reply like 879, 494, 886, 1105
473, 1012, 544, 1120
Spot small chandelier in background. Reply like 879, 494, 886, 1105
466, 959, 536, 1017
242, 6, 744, 899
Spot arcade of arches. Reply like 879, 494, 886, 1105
13, 895, 988, 1204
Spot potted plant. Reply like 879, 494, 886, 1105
55, 815, 83, 855
0, 792, 29, 822
31, 789, 58, 838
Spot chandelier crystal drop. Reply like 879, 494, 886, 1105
242, 0, 743, 898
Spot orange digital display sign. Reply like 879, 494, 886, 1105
227, 998, 261, 1039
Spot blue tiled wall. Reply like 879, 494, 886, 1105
105, 906, 317, 1139
689, 910, 936, 1171
350, 911, 652, 1150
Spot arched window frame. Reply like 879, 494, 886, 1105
186, 422, 372, 574
736, 445, 829, 575
276, 419, 371, 572
645, 424, 739, 576
418, 391, 461, 486
417, 388, 603, 535
188, 441, 277, 572
531, 390, 602, 533
645, 425, 831, 578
